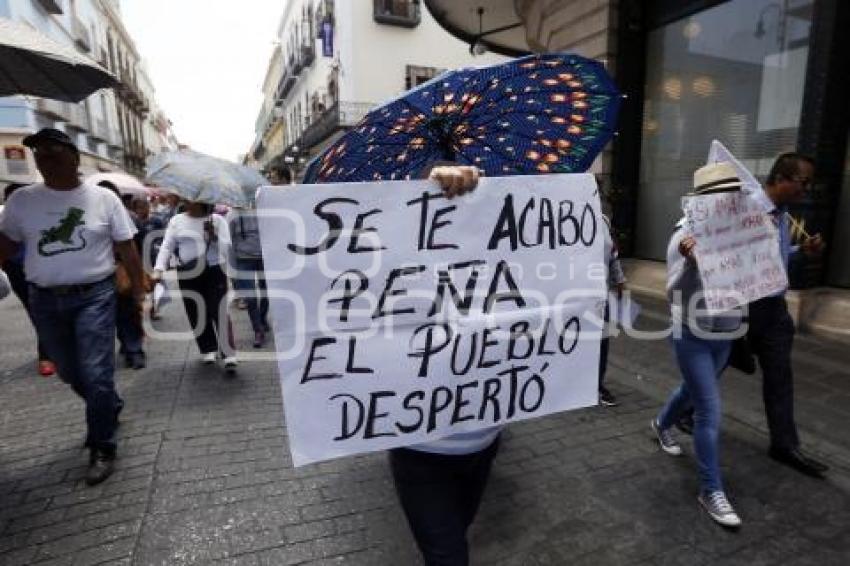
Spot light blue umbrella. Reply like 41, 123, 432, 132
146, 150, 255, 207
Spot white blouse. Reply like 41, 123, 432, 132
154, 213, 231, 272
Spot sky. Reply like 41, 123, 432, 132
121, 0, 283, 162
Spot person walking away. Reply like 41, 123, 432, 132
267, 165, 293, 186
97, 181, 146, 369
751, 153, 828, 477
226, 167, 291, 347
0, 128, 144, 485
151, 200, 237, 371
131, 197, 165, 270
650, 162, 744, 528
1, 183, 56, 376
598, 213, 626, 407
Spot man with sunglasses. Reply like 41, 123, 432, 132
750, 152, 828, 477
0, 128, 145, 485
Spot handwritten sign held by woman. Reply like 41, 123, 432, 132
683, 191, 787, 314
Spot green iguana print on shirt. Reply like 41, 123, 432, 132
37, 207, 87, 256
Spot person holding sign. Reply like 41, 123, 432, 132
651, 162, 744, 528
387, 164, 500, 566
750, 153, 828, 478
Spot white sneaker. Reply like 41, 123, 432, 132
651, 419, 682, 456
699, 491, 742, 528
201, 352, 217, 364
223, 356, 238, 372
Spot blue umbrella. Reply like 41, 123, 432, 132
303, 53, 620, 184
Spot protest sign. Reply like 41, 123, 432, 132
257, 174, 606, 466
683, 190, 787, 314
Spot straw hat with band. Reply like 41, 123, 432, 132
691, 161, 742, 195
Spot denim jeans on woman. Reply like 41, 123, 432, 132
658, 325, 731, 494
28, 278, 122, 453
232, 257, 268, 333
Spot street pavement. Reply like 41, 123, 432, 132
1, 291, 850, 566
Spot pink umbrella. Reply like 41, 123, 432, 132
85, 171, 149, 198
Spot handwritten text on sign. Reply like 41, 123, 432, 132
683, 191, 787, 314
257, 174, 605, 466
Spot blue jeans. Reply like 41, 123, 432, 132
233, 257, 268, 333
29, 278, 123, 453
658, 326, 731, 494
116, 294, 144, 356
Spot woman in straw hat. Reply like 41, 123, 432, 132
649, 161, 744, 528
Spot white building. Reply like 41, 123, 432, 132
0, 0, 174, 187
138, 63, 178, 156
247, 0, 508, 176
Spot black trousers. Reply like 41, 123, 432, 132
748, 296, 799, 451
599, 303, 611, 389
389, 439, 499, 566
177, 265, 234, 355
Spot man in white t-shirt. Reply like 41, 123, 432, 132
0, 128, 145, 486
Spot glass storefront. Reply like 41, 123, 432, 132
635, 0, 814, 260
827, 131, 850, 287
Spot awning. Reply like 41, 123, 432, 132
423, 0, 531, 56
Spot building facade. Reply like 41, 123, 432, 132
0, 0, 173, 187
436, 1, 848, 286
429, 0, 850, 318
247, 0, 509, 176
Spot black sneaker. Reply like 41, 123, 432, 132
599, 387, 619, 407
127, 352, 146, 370
85, 449, 115, 486
769, 446, 829, 477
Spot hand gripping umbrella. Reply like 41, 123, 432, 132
303, 52, 621, 184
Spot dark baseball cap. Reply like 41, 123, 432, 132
22, 128, 78, 153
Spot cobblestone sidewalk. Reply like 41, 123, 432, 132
1, 295, 849, 565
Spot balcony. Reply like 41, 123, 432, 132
373, 0, 420, 28
98, 49, 110, 70
65, 103, 90, 131
89, 118, 108, 141
35, 0, 63, 14
72, 17, 91, 52
301, 42, 316, 69
36, 98, 70, 121
107, 129, 123, 149
298, 101, 374, 151
291, 53, 305, 76
276, 68, 296, 101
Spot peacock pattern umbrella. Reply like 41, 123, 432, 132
303, 53, 620, 184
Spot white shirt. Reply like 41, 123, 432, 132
154, 212, 231, 272
0, 183, 136, 287
408, 427, 501, 455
